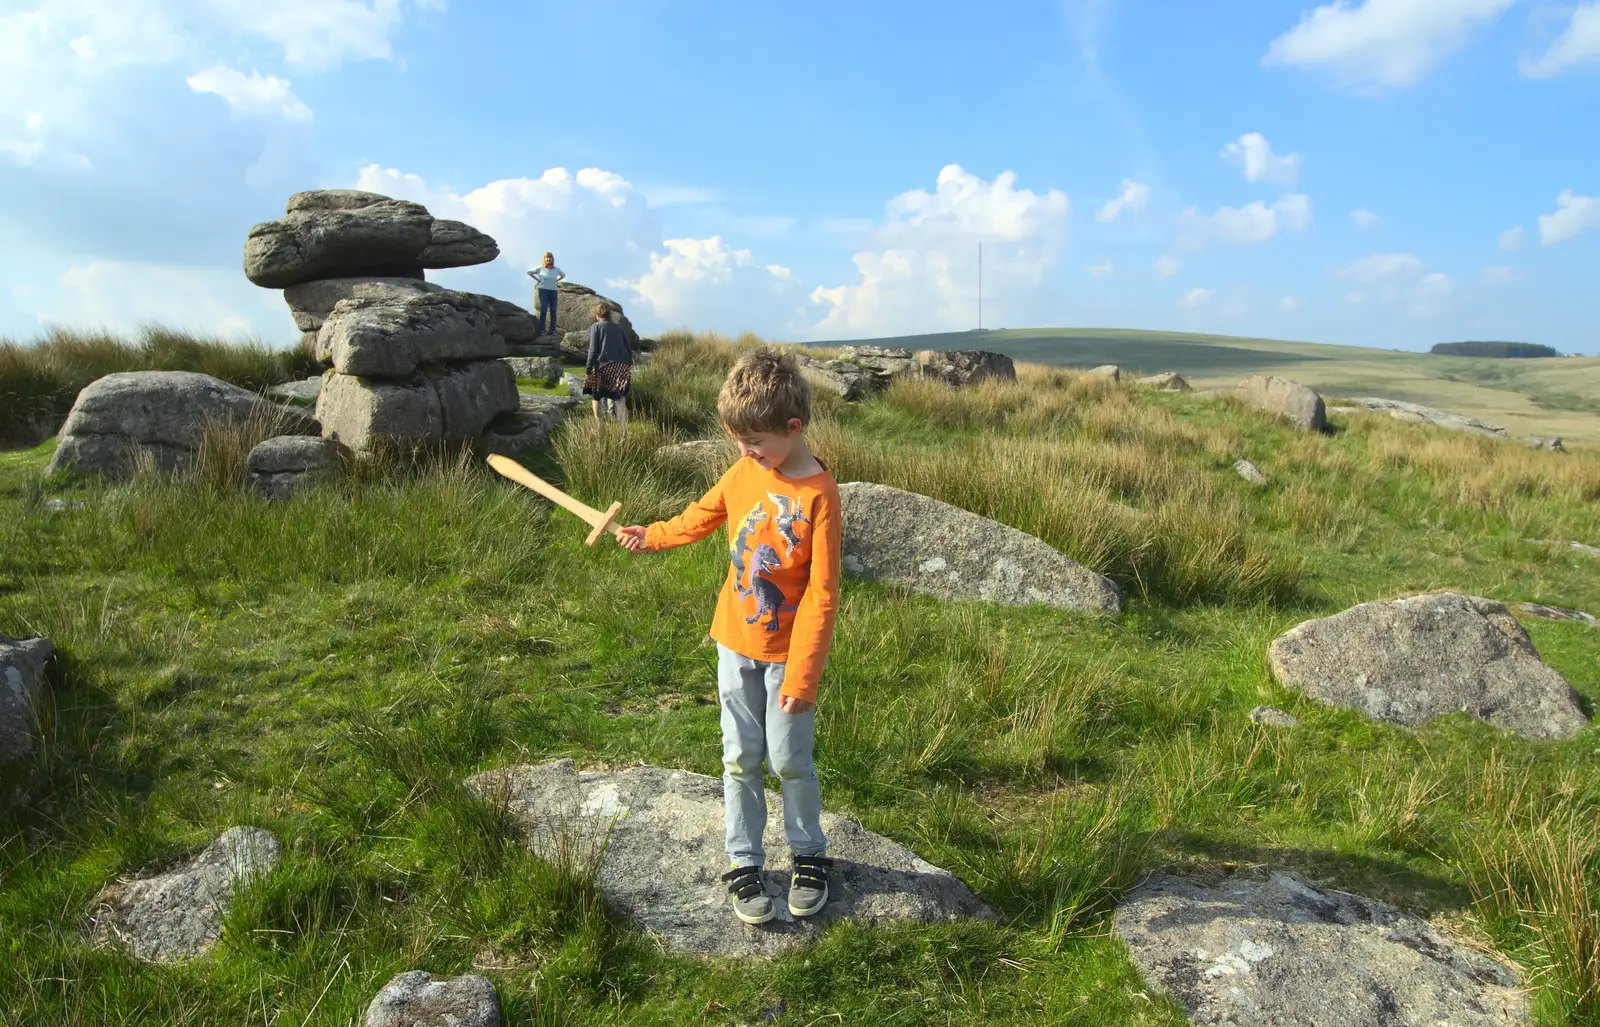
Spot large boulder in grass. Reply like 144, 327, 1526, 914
1115, 872, 1527, 1027
282, 276, 443, 333
316, 362, 518, 452
244, 199, 435, 288
1, 635, 53, 766
1234, 374, 1327, 431
417, 219, 499, 269
838, 482, 1121, 612
464, 760, 991, 958
1268, 592, 1587, 740
1347, 397, 1507, 438
915, 349, 1016, 387
364, 972, 501, 1027
554, 282, 637, 344
315, 292, 506, 377
46, 371, 314, 479
89, 827, 282, 963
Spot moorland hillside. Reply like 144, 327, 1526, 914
1, 331, 1598, 1025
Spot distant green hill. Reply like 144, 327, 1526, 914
802, 327, 1600, 443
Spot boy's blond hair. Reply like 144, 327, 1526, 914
593, 302, 610, 320
718, 347, 812, 435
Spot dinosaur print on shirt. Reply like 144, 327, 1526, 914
745, 542, 799, 631
767, 492, 812, 558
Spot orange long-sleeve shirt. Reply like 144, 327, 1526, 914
643, 457, 841, 703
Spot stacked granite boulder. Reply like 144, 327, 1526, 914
243, 190, 541, 453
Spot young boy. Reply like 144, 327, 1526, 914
617, 347, 842, 924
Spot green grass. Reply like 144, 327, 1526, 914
808, 326, 1600, 444
2, 332, 1599, 1024
0, 327, 320, 448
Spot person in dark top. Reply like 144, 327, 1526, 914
584, 302, 634, 429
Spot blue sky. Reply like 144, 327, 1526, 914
2, 0, 1597, 352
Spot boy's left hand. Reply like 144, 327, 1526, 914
779, 695, 814, 715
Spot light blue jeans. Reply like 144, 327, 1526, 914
717, 644, 825, 866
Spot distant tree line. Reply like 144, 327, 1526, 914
1429, 341, 1559, 358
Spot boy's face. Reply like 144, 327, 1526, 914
726, 419, 803, 471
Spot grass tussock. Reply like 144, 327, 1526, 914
0, 325, 317, 447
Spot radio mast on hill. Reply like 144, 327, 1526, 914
978, 242, 983, 331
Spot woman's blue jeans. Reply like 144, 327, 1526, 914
537, 289, 558, 335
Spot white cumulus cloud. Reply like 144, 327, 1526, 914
12, 258, 295, 339
1537, 189, 1600, 244
1480, 265, 1523, 285
1220, 133, 1302, 184
353, 163, 664, 302
1153, 255, 1182, 277
809, 165, 1071, 337
1262, 0, 1518, 90
186, 66, 312, 121
1498, 225, 1525, 251
1179, 194, 1312, 247
1350, 208, 1382, 228
1333, 251, 1455, 313
1180, 287, 1212, 309
619, 236, 807, 336
1087, 259, 1115, 278
1521, 1, 1600, 77
1095, 179, 1150, 222
1280, 296, 1301, 311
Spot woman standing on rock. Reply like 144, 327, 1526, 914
527, 252, 565, 336
584, 302, 633, 429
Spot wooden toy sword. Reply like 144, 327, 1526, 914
485, 454, 623, 547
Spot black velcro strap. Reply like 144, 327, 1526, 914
792, 855, 833, 887
721, 865, 764, 900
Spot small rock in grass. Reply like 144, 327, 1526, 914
1525, 538, 1600, 558
1528, 437, 1564, 452
1249, 705, 1301, 728
1, 634, 53, 766
1233, 459, 1269, 486
247, 436, 344, 500
1083, 364, 1120, 382
89, 827, 282, 962
1136, 371, 1189, 391
1513, 602, 1598, 627
502, 354, 561, 384
42, 498, 87, 512
364, 971, 501, 1027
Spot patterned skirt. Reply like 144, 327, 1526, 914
583, 361, 632, 401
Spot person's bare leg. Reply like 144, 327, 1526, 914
616, 397, 628, 431
591, 399, 601, 423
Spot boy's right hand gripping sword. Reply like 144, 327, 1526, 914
486, 454, 623, 547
